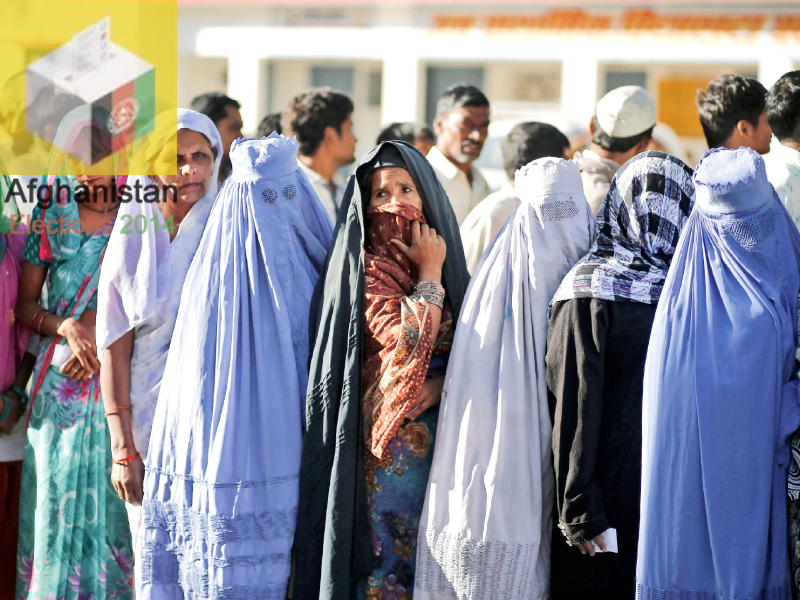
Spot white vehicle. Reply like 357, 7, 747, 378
473, 102, 587, 192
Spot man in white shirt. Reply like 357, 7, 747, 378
282, 88, 357, 224
573, 86, 656, 215
461, 122, 571, 273
427, 84, 491, 225
764, 71, 800, 230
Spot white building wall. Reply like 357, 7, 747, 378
177, 55, 227, 110
175, 3, 800, 161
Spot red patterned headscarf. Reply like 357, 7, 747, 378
362, 197, 453, 477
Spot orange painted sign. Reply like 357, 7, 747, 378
434, 10, 798, 32
776, 15, 800, 31
623, 10, 766, 31
657, 78, 707, 137
487, 12, 613, 30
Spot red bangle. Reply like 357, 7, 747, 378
31, 309, 47, 334
104, 406, 131, 418
36, 313, 48, 336
35, 310, 51, 336
112, 452, 140, 465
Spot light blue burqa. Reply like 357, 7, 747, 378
636, 147, 800, 600
137, 134, 333, 600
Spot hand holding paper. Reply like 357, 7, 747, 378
591, 528, 619, 554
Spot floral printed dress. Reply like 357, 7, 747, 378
16, 203, 133, 600
360, 406, 439, 600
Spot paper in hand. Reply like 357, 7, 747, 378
591, 528, 618, 553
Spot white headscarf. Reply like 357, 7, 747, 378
415, 158, 594, 600
97, 109, 222, 355
96, 109, 222, 456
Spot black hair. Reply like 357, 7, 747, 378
502, 122, 570, 179
591, 115, 654, 154
256, 112, 283, 138
767, 71, 800, 143
696, 74, 767, 149
282, 87, 354, 156
358, 142, 410, 193
190, 92, 241, 126
435, 84, 490, 118
375, 122, 435, 146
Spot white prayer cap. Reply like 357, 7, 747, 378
595, 85, 656, 138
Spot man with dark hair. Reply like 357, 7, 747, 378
765, 71, 800, 229
190, 92, 243, 185
574, 86, 655, 215
460, 122, 571, 272
282, 87, 357, 223
696, 74, 771, 154
427, 84, 491, 225
256, 113, 283, 138
376, 122, 435, 156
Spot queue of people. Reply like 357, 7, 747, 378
0, 68, 800, 600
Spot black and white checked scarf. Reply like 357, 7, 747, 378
553, 151, 695, 305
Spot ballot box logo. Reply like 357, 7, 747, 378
0, 1, 176, 179
25, 18, 155, 166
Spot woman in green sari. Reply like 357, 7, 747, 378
14, 106, 133, 600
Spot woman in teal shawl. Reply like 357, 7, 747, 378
14, 106, 133, 600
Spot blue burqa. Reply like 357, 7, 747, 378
636, 147, 800, 600
137, 134, 333, 600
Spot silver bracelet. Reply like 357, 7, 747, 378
420, 293, 444, 310
415, 281, 445, 310
557, 522, 575, 546
416, 281, 445, 294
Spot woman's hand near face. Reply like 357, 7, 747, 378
390, 221, 446, 282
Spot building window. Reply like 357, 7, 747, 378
605, 71, 647, 93
425, 66, 484, 125
311, 66, 354, 95
511, 69, 561, 103
368, 70, 382, 107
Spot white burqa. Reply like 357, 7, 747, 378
414, 158, 595, 600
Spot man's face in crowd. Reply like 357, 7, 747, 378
216, 104, 244, 160
434, 105, 490, 166
330, 114, 357, 166
747, 112, 773, 155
